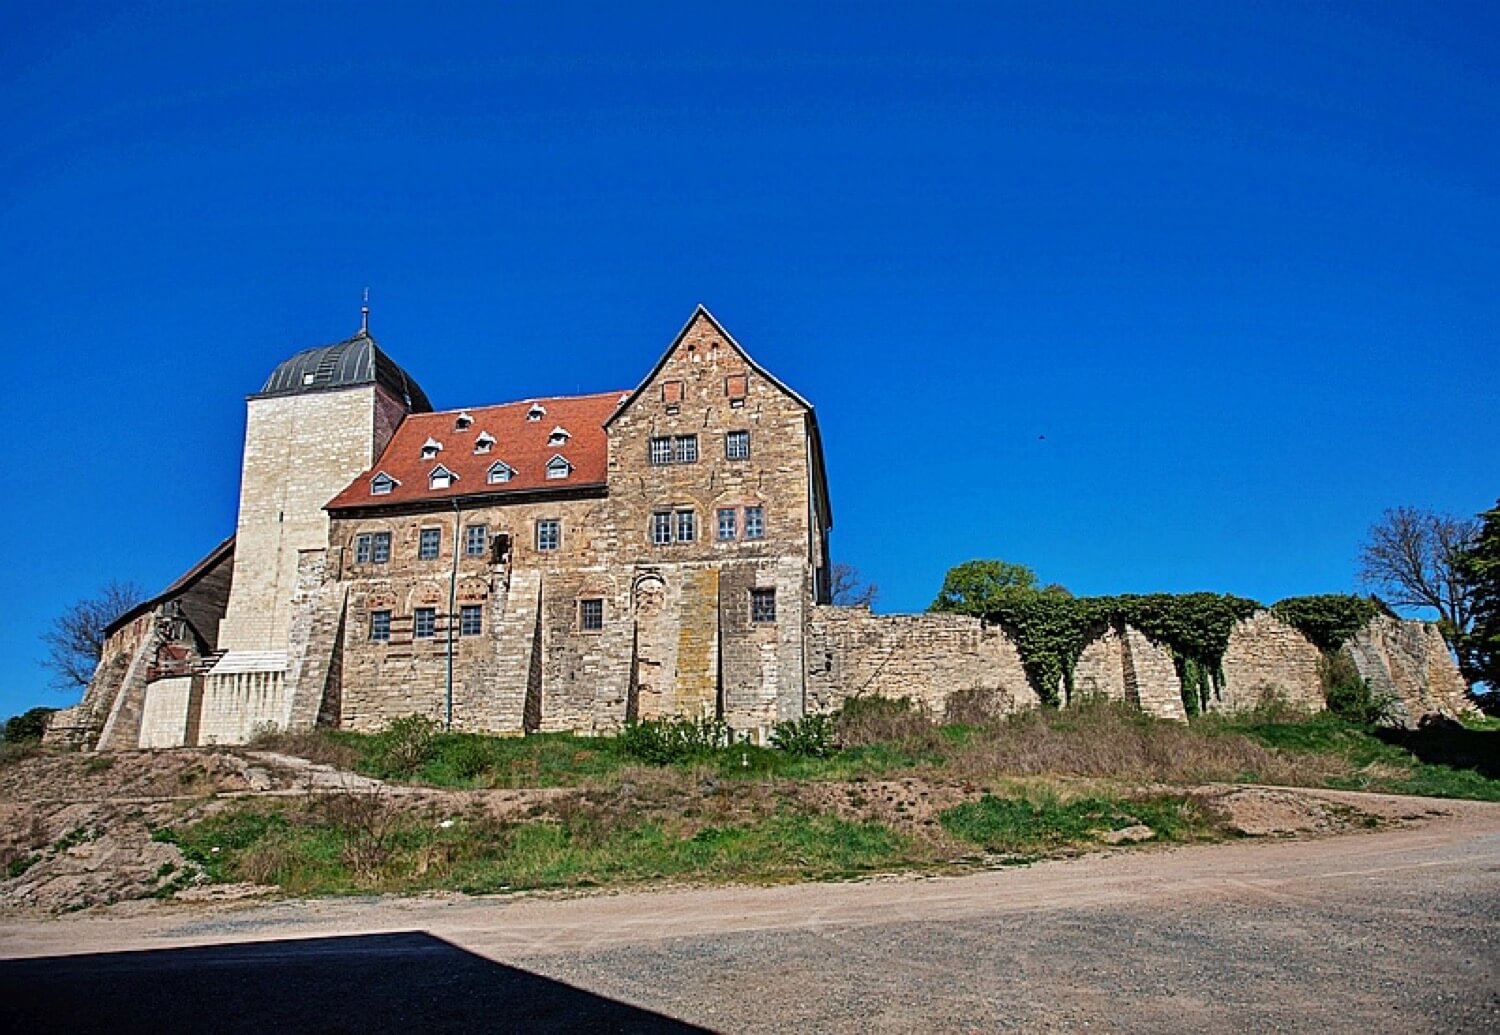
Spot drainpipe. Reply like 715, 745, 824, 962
447, 499, 460, 730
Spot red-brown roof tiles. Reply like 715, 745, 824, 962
325, 392, 626, 511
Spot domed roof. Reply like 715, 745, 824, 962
254, 331, 432, 412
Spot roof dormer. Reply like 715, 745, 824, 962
474, 431, 496, 454
370, 471, 400, 496
526, 403, 546, 422
487, 460, 515, 484
548, 426, 570, 446
454, 411, 474, 430
420, 437, 443, 460
545, 455, 572, 480
429, 464, 457, 490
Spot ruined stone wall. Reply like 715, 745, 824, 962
806, 608, 1035, 718
1342, 615, 1472, 723
1068, 623, 1187, 721
1215, 612, 1325, 713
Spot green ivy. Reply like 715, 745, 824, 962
1269, 594, 1387, 654
972, 592, 1262, 707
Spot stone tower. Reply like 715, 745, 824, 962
204, 327, 430, 740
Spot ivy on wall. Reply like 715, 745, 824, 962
1268, 594, 1390, 654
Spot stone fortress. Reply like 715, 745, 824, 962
47, 307, 1471, 751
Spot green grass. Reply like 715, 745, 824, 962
939, 793, 1214, 859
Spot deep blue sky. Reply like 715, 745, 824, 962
2, 2, 1496, 719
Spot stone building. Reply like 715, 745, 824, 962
48, 307, 1472, 751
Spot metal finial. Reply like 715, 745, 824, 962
360, 287, 370, 334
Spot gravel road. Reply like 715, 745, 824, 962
2, 788, 1496, 1033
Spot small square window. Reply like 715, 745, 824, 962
369, 609, 392, 641
726, 430, 750, 461
459, 604, 483, 636
673, 435, 698, 464
465, 525, 488, 557
413, 607, 436, 639
744, 506, 765, 540
717, 508, 737, 541
536, 519, 560, 552
751, 588, 776, 624
651, 512, 672, 545
418, 527, 441, 560
675, 510, 695, 543
649, 437, 673, 466
580, 598, 604, 632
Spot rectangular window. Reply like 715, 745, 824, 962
744, 506, 765, 540
651, 511, 672, 545
413, 607, 436, 639
751, 588, 776, 624
580, 598, 604, 632
418, 527, 441, 560
465, 524, 488, 557
459, 604, 483, 636
536, 519, 560, 552
649, 437, 673, 466
673, 434, 698, 463
356, 532, 392, 564
675, 510, 695, 543
717, 508, 737, 541
726, 430, 750, 460
369, 609, 391, 642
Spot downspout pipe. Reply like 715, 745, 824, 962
447, 499, 460, 730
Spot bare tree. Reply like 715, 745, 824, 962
40, 580, 146, 691
829, 562, 879, 608
1358, 507, 1479, 674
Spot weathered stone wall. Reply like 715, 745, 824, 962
806, 607, 1035, 718
138, 676, 196, 748
1342, 615, 1472, 724
1067, 623, 1186, 720
199, 657, 287, 744
1215, 612, 1324, 713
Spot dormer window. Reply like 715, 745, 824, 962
454, 411, 474, 430
548, 426, 570, 446
474, 431, 496, 454
545, 455, 572, 480
487, 460, 515, 484
420, 437, 443, 460
526, 403, 546, 422
370, 472, 399, 496
429, 464, 457, 490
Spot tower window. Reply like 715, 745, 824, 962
745, 506, 765, 540
651, 512, 672, 545
465, 524, 488, 557
355, 532, 392, 564
580, 598, 604, 632
369, 609, 392, 641
418, 527, 441, 560
459, 605, 483, 636
675, 510, 695, 543
536, 519, 560, 551
717, 508, 737, 541
673, 435, 698, 464
413, 607, 436, 639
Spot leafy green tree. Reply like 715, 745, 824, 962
2, 707, 57, 744
930, 560, 1042, 615
1459, 498, 1500, 701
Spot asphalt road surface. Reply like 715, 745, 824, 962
2, 789, 1497, 1033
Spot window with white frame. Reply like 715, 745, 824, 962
487, 461, 514, 484
418, 527, 441, 560
675, 510, 695, 543
650, 512, 672, 545
649, 437, 673, 466
355, 532, 392, 564
370, 472, 398, 496
717, 508, 737, 541
465, 524, 488, 557
369, 609, 392, 641
673, 435, 698, 463
459, 604, 483, 636
580, 598, 604, 632
413, 607, 436, 639
536, 519, 560, 551
744, 506, 765, 540
726, 430, 750, 461
751, 588, 776, 623
429, 465, 456, 490
546, 456, 571, 480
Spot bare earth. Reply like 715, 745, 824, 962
1, 787, 1497, 1033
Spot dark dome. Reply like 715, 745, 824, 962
254, 331, 432, 412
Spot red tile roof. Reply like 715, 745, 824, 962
325, 392, 627, 511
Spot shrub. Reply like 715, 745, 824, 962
615, 716, 729, 764
377, 715, 439, 775
834, 696, 934, 749
943, 687, 1009, 726
2, 707, 56, 744
770, 713, 837, 757
1319, 654, 1396, 726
